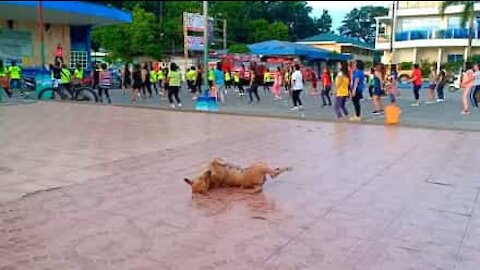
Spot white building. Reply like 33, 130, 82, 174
376, 1, 480, 71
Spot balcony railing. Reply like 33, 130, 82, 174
394, 28, 475, 41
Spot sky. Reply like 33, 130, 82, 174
308, 1, 390, 32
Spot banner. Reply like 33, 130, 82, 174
186, 13, 204, 32
187, 36, 204, 51
185, 13, 214, 33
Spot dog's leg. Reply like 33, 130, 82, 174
242, 185, 263, 194
269, 166, 293, 179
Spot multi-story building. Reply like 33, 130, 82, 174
376, 1, 480, 71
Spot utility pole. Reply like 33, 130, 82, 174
223, 19, 227, 51
203, 1, 209, 93
389, 1, 398, 64
38, 0, 46, 69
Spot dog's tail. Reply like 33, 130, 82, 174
270, 166, 292, 179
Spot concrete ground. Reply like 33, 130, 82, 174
1, 102, 480, 269
105, 84, 480, 131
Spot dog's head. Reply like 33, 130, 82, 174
184, 169, 212, 194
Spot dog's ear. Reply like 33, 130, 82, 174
184, 178, 193, 185
212, 158, 226, 166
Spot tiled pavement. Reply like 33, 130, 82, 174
1, 102, 480, 269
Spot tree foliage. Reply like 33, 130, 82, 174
338, 6, 388, 44
316, 10, 332, 34
228, 44, 250, 54
91, 1, 322, 60
92, 6, 161, 61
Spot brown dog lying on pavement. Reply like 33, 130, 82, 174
184, 158, 292, 194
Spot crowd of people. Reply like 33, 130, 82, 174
1, 53, 478, 121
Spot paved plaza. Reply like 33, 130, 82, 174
1, 102, 480, 269
106, 85, 479, 131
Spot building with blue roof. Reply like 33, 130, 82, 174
297, 33, 375, 62
0, 1, 131, 69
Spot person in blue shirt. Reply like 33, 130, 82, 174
350, 60, 365, 121
213, 62, 225, 102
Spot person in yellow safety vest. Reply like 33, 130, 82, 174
60, 64, 72, 93
149, 63, 159, 95
224, 71, 231, 89
73, 63, 84, 85
157, 68, 165, 95
263, 69, 272, 93
167, 62, 182, 108
8, 61, 22, 93
208, 67, 215, 89
0, 60, 12, 98
233, 71, 241, 95
187, 66, 196, 94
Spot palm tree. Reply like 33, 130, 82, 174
440, 1, 477, 65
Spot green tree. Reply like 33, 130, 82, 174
316, 9, 332, 34
440, 1, 477, 65
338, 6, 388, 44
228, 43, 250, 53
92, 5, 162, 61
246, 19, 289, 43
91, 1, 321, 58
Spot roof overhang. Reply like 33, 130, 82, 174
297, 41, 374, 51
0, 1, 132, 26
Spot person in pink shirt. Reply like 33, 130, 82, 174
55, 43, 63, 64
272, 67, 282, 100
460, 63, 474, 115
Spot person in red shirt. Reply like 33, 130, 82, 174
321, 66, 332, 106
410, 64, 423, 106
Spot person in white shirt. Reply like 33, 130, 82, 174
290, 64, 303, 111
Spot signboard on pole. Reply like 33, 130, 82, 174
187, 36, 204, 51
186, 13, 205, 32
185, 13, 214, 34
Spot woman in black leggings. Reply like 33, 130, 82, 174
248, 66, 261, 103
142, 63, 152, 97
290, 64, 303, 110
350, 60, 365, 121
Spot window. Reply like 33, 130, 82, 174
70, 51, 88, 69
447, 54, 464, 63
399, 18, 441, 31
448, 17, 462, 28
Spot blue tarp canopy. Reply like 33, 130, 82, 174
247, 40, 352, 61
0, 1, 132, 26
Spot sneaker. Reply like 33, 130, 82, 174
436, 98, 445, 102
411, 102, 420, 107
349, 116, 361, 122
299, 105, 304, 110
425, 101, 435, 105
170, 104, 175, 109
289, 106, 299, 111
461, 110, 470, 115
372, 111, 381, 115
178, 103, 182, 108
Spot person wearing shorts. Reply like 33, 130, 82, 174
426, 66, 437, 104
372, 63, 384, 115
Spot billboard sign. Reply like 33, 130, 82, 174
187, 36, 204, 51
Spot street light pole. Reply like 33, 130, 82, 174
203, 1, 209, 94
